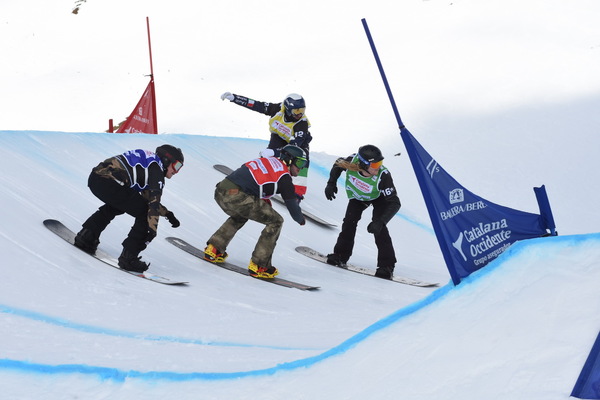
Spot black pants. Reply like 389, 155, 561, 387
333, 198, 397, 268
82, 173, 150, 254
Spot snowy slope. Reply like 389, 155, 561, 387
0, 130, 598, 399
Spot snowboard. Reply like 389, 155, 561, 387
295, 246, 439, 287
43, 219, 188, 285
166, 237, 319, 291
213, 164, 337, 228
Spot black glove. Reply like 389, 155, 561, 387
367, 220, 384, 235
165, 211, 180, 228
325, 183, 337, 201
146, 228, 157, 244
296, 193, 304, 204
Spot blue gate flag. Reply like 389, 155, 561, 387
401, 127, 556, 285
572, 331, 600, 399
360, 17, 556, 285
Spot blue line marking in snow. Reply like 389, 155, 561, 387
0, 304, 316, 351
0, 283, 453, 382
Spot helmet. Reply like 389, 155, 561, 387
155, 144, 184, 172
283, 93, 306, 120
279, 145, 308, 169
357, 144, 383, 171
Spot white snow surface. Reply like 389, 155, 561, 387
0, 129, 599, 399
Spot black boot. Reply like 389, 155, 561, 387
375, 266, 394, 280
326, 253, 345, 267
118, 248, 149, 273
74, 228, 100, 255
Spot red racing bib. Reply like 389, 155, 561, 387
245, 157, 290, 199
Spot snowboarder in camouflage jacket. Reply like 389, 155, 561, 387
204, 145, 307, 279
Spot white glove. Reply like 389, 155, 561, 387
259, 148, 275, 158
220, 92, 234, 101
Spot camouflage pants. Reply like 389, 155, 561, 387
208, 179, 284, 268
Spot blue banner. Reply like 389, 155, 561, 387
401, 127, 555, 285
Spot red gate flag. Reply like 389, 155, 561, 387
116, 79, 158, 134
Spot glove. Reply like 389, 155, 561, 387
324, 183, 337, 201
165, 211, 180, 228
367, 220, 384, 235
145, 228, 157, 244
296, 193, 304, 204
259, 148, 275, 158
221, 92, 234, 101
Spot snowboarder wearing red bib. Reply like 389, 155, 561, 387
204, 145, 307, 278
324, 145, 401, 280
220, 91, 312, 198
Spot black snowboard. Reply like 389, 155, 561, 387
166, 236, 319, 291
44, 219, 188, 285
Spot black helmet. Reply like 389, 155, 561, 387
283, 93, 306, 120
357, 144, 383, 171
279, 145, 308, 169
155, 144, 184, 172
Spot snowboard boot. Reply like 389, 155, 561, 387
375, 266, 394, 280
74, 228, 100, 255
326, 253, 346, 267
204, 243, 228, 263
248, 260, 278, 279
118, 248, 150, 273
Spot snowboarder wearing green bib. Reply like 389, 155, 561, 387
324, 145, 401, 280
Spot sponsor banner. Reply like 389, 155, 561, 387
401, 128, 552, 285
116, 80, 158, 134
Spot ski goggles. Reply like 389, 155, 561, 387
293, 156, 308, 169
172, 160, 183, 173
291, 107, 305, 118
358, 154, 383, 170
368, 160, 383, 169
